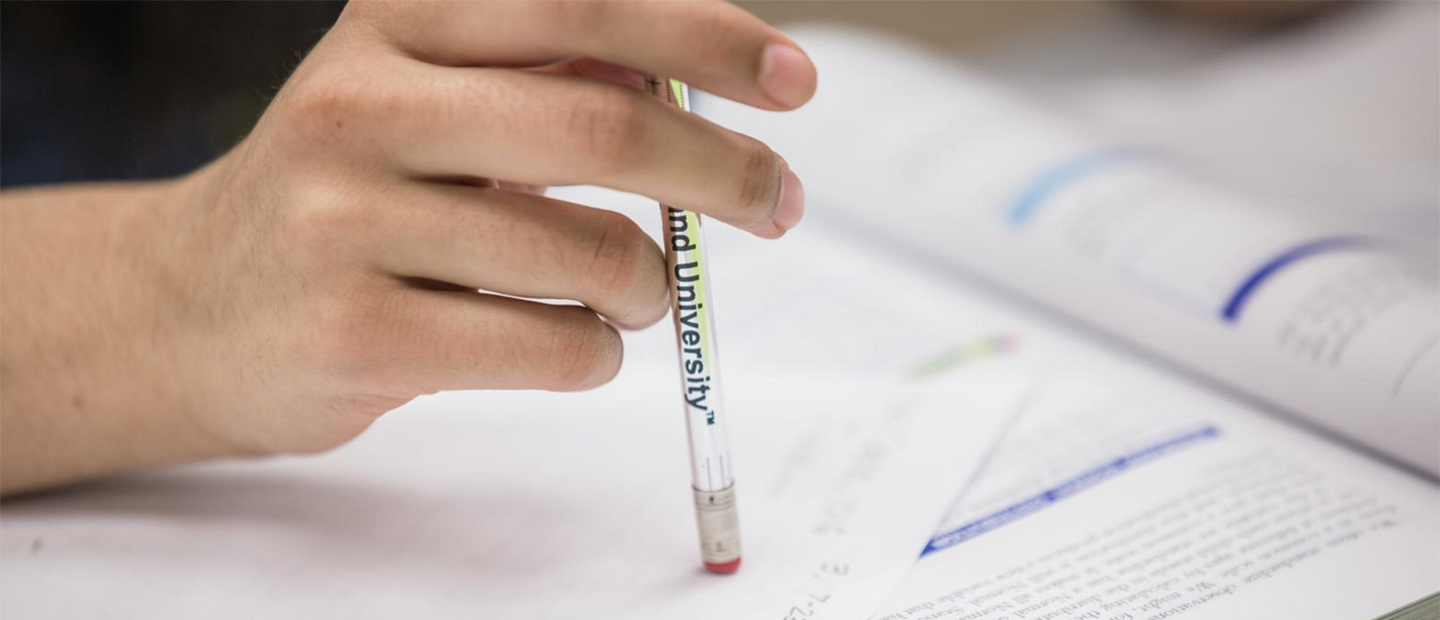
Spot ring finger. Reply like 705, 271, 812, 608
373, 182, 670, 330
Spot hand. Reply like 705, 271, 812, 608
0, 0, 815, 493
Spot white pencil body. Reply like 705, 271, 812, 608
653, 79, 742, 572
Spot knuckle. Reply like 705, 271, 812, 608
285, 180, 376, 253
584, 213, 668, 327
307, 287, 397, 381
282, 74, 358, 138
278, 69, 402, 143
542, 312, 620, 391
735, 139, 782, 220
566, 88, 648, 173
586, 213, 643, 290
691, 9, 735, 61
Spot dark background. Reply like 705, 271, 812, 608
1, 1, 346, 188
0, 1, 1344, 190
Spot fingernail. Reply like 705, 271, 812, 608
773, 163, 805, 232
759, 42, 814, 109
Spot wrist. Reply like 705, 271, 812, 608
145, 159, 270, 460
0, 172, 251, 494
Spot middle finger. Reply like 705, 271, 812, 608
362, 59, 803, 238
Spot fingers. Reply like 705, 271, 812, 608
331, 288, 623, 393
358, 64, 803, 237
348, 0, 816, 111
293, 0, 812, 237
375, 183, 668, 330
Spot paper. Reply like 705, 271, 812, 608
0, 198, 1030, 619
876, 356, 1440, 620
701, 25, 1439, 477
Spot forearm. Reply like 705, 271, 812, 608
0, 177, 238, 496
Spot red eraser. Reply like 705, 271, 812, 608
704, 557, 742, 575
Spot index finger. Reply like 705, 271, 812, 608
345, 0, 817, 111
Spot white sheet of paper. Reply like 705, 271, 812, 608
0, 197, 1031, 619
876, 359, 1440, 620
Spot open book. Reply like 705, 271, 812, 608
698, 25, 1439, 620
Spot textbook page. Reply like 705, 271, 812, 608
875, 343, 1440, 620
702, 27, 1440, 477
0, 197, 1029, 620
975, 1, 1439, 246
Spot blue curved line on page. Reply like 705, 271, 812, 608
1006, 148, 1149, 228
1219, 237, 1373, 323
921, 426, 1220, 557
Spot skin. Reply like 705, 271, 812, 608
0, 0, 816, 496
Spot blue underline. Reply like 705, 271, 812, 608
1006, 148, 1149, 227
922, 425, 1221, 556
1220, 237, 1372, 323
